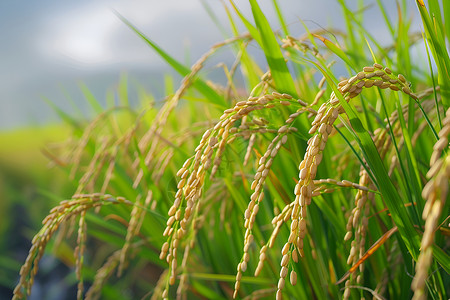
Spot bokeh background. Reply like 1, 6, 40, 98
0, 0, 422, 129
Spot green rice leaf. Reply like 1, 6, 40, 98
272, 0, 289, 36
416, 0, 450, 109
313, 34, 357, 71
249, 0, 298, 96
79, 83, 104, 114
228, 0, 261, 45
116, 13, 227, 108
443, 0, 450, 46
432, 244, 450, 274
225, 3, 261, 89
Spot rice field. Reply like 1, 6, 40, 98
10, 1, 449, 299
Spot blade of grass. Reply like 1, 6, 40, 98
375, 0, 394, 36
432, 244, 450, 274
224, 3, 261, 89
427, 0, 445, 42
337, 0, 360, 66
416, 0, 450, 109
272, 0, 289, 36
423, 32, 443, 129
337, 0, 393, 67
79, 83, 104, 114
248, 0, 298, 96
200, 0, 229, 37
394, 99, 423, 218
230, 0, 294, 93
116, 13, 227, 108
336, 227, 398, 285
313, 34, 357, 71
43, 97, 83, 135
231, 1, 309, 142
443, 0, 450, 45
203, 0, 261, 90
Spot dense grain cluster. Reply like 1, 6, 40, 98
160, 91, 307, 298
272, 104, 338, 298
233, 104, 305, 298
341, 96, 440, 295
12, 194, 132, 300
267, 64, 420, 299
411, 108, 450, 300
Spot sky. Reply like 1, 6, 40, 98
0, 0, 421, 129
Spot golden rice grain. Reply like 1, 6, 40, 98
398, 74, 407, 83
412, 108, 450, 300
156, 60, 423, 299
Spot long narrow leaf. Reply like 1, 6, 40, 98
416, 0, 450, 109
249, 0, 297, 96
116, 13, 227, 108
80, 83, 104, 114
313, 34, 357, 71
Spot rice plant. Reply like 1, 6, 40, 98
13, 0, 449, 299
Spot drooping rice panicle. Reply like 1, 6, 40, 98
342, 127, 391, 296
12, 194, 132, 300
133, 34, 252, 189
411, 108, 450, 300
160, 90, 309, 297
234, 117, 301, 298
273, 63, 420, 298
118, 191, 153, 276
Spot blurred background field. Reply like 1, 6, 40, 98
0, 0, 420, 129
0, 126, 73, 298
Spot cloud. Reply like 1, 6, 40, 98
37, 3, 122, 68
34, 0, 229, 74
0, 0, 423, 129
